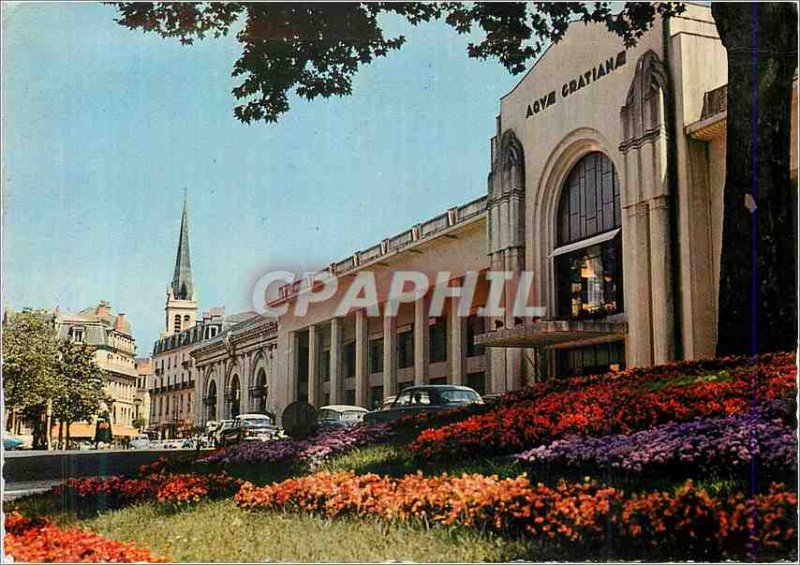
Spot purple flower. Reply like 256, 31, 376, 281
513, 414, 796, 474
198, 423, 391, 467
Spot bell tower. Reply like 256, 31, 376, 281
164, 191, 198, 336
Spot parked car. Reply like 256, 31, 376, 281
3, 434, 24, 451
363, 385, 484, 423
317, 405, 368, 430
129, 435, 151, 450
219, 414, 279, 447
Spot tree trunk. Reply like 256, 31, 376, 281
58, 420, 64, 450
31, 408, 45, 450
66, 420, 72, 450
45, 399, 53, 450
712, 3, 798, 356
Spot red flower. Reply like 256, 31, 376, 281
4, 511, 169, 563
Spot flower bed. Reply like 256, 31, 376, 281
514, 413, 797, 475
51, 472, 241, 512
198, 422, 391, 469
4, 511, 168, 563
234, 470, 798, 560
411, 352, 795, 459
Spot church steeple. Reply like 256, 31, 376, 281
171, 191, 194, 300
164, 191, 198, 336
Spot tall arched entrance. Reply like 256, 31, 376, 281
206, 380, 217, 422
228, 375, 241, 418
253, 368, 268, 414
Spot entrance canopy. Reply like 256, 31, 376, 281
475, 320, 626, 349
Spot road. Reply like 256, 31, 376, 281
3, 449, 200, 500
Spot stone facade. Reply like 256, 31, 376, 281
183, 5, 797, 429
149, 309, 226, 438
134, 357, 153, 431
191, 314, 279, 427
54, 301, 139, 436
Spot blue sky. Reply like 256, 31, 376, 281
2, 2, 522, 352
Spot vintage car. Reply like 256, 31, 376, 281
316, 405, 368, 430
363, 385, 484, 423
129, 435, 151, 450
219, 414, 280, 447
3, 434, 24, 451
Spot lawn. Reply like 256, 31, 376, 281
75, 499, 536, 562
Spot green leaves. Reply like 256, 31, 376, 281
111, 2, 686, 124
2, 311, 106, 424
2, 311, 60, 411
53, 340, 106, 424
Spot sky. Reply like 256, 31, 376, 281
2, 2, 522, 353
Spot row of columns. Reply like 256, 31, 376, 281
291, 297, 470, 407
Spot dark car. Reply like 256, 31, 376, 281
219, 414, 280, 447
363, 385, 484, 423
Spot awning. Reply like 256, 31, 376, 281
475, 320, 627, 349
113, 425, 140, 438
51, 423, 95, 438
549, 228, 621, 258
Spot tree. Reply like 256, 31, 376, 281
2, 310, 62, 448
53, 340, 107, 449
711, 4, 798, 356
111, 2, 798, 356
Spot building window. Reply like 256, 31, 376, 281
369, 338, 383, 373
466, 316, 485, 357
429, 377, 447, 385
343, 341, 356, 378
397, 330, 414, 369
428, 317, 447, 364
174, 314, 181, 333
344, 389, 356, 405
557, 152, 620, 245
555, 341, 625, 378
554, 152, 623, 320
555, 236, 623, 319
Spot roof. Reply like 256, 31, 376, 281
171, 193, 194, 300
55, 302, 134, 345
318, 405, 368, 413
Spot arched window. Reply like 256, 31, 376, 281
554, 152, 623, 320
173, 314, 181, 333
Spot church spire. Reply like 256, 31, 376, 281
171, 191, 194, 300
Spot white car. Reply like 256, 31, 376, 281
129, 435, 151, 450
